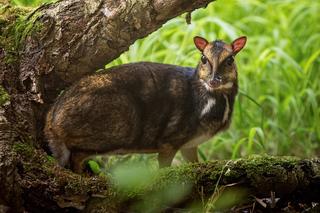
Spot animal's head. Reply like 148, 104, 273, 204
193, 36, 247, 92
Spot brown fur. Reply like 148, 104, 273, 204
45, 37, 246, 173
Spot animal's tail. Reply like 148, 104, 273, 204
44, 109, 70, 167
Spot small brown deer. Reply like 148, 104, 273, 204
45, 36, 247, 173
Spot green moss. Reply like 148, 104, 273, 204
13, 142, 35, 158
13, 142, 57, 172
46, 155, 55, 163
0, 86, 10, 106
60, 171, 112, 201
234, 155, 299, 176
14, 11, 43, 47
142, 155, 301, 200
102, 155, 303, 204
0, 4, 42, 64
12, 141, 112, 195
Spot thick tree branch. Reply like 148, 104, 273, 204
18, 0, 215, 104
5, 145, 320, 212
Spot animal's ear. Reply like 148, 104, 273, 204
231, 36, 247, 55
194, 36, 209, 52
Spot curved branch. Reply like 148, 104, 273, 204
19, 0, 215, 102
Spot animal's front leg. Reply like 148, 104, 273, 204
157, 149, 178, 168
70, 151, 90, 174
180, 146, 199, 163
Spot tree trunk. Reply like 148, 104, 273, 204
1, 0, 319, 212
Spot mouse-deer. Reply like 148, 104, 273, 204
45, 36, 247, 173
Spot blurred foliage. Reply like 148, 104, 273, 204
111, 162, 155, 192
205, 186, 248, 211
111, 161, 193, 212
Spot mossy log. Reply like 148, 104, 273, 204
3, 142, 319, 212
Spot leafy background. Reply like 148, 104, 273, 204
7, 0, 320, 163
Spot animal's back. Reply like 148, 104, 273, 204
45, 62, 198, 166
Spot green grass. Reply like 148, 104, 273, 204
8, 0, 320, 161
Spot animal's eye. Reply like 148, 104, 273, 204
226, 56, 234, 65
201, 55, 207, 64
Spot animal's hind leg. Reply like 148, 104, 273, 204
48, 139, 71, 168
70, 152, 90, 174
180, 146, 199, 163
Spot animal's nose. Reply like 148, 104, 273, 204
209, 79, 218, 87
209, 76, 222, 87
